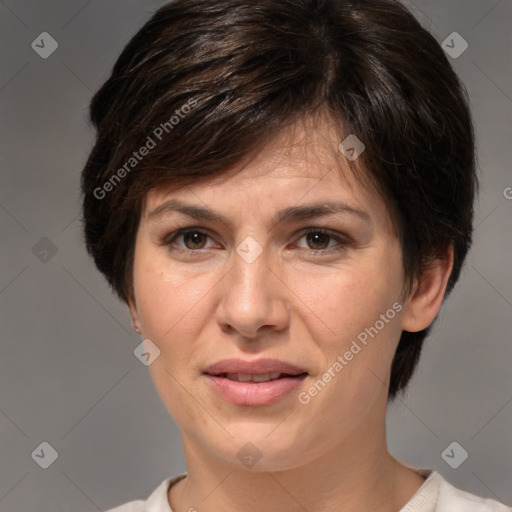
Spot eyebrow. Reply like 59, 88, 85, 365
147, 198, 372, 228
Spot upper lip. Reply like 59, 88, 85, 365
204, 358, 307, 376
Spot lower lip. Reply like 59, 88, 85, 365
205, 374, 307, 406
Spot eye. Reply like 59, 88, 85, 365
164, 228, 214, 251
162, 226, 350, 256
295, 228, 350, 254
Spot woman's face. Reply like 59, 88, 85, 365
129, 120, 408, 471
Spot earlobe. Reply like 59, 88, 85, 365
401, 246, 454, 333
128, 298, 142, 335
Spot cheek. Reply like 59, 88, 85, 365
133, 254, 214, 342
286, 253, 404, 405
132, 258, 216, 425
290, 269, 402, 448
286, 254, 403, 344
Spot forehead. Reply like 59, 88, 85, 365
142, 116, 391, 228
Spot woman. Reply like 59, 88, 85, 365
81, 0, 509, 510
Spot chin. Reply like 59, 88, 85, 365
205, 427, 314, 473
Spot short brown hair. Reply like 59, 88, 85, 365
81, 0, 476, 398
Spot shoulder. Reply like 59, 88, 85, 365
402, 469, 510, 512
103, 473, 187, 512
104, 500, 145, 512
437, 476, 511, 512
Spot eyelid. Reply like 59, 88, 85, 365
297, 226, 351, 241
162, 227, 216, 250
292, 227, 352, 253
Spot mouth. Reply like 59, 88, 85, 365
203, 358, 308, 406
207, 372, 307, 382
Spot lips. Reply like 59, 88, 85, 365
203, 358, 308, 406
223, 372, 286, 382
204, 358, 307, 376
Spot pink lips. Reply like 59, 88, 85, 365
204, 358, 306, 376
203, 358, 308, 406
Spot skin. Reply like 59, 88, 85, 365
128, 116, 453, 512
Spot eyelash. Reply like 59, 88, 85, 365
162, 227, 351, 257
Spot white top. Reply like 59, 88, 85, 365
105, 469, 511, 512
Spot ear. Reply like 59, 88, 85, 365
128, 297, 142, 335
401, 245, 454, 332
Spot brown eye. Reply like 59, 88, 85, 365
181, 231, 208, 250
295, 228, 350, 256
305, 231, 331, 250
164, 228, 213, 252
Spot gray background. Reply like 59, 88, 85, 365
0, 1, 511, 511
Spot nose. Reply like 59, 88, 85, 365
215, 244, 290, 340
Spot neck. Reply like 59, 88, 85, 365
169, 413, 425, 512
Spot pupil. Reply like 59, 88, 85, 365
307, 232, 328, 250
185, 232, 205, 249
